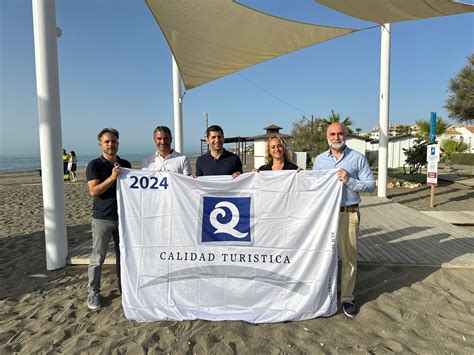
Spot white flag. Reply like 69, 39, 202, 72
117, 169, 342, 323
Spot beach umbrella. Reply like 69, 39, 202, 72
314, 0, 474, 24
146, 0, 360, 90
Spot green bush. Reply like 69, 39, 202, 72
403, 140, 427, 174
449, 153, 474, 165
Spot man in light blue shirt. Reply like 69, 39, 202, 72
313, 122, 374, 318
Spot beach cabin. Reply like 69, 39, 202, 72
346, 135, 368, 155
368, 134, 418, 168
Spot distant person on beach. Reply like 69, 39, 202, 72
313, 123, 374, 318
68, 151, 78, 182
141, 126, 191, 174
85, 128, 131, 310
195, 125, 242, 177
256, 135, 299, 171
62, 149, 71, 181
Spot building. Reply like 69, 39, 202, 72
369, 123, 418, 140
439, 125, 474, 153
369, 125, 380, 140
346, 135, 368, 155
368, 134, 418, 168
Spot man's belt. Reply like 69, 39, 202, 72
340, 204, 359, 213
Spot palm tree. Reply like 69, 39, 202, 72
441, 139, 468, 170
323, 110, 353, 133
441, 139, 468, 155
415, 117, 449, 142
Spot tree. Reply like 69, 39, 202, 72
355, 128, 362, 135
291, 117, 328, 168
445, 54, 474, 123
322, 110, 353, 133
415, 117, 449, 142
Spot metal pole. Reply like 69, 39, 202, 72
172, 55, 183, 153
203, 112, 209, 152
32, 0, 68, 270
378, 24, 391, 197
203, 112, 208, 133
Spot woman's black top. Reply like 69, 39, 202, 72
258, 161, 299, 171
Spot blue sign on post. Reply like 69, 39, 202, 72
429, 112, 437, 144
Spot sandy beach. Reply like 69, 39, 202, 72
1, 167, 473, 353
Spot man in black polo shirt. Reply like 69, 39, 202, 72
196, 125, 243, 177
85, 128, 131, 309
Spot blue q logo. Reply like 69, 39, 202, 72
201, 196, 251, 243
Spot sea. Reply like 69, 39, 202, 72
0, 153, 201, 173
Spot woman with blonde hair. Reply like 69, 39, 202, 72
258, 135, 299, 171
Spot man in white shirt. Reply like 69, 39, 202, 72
141, 126, 192, 174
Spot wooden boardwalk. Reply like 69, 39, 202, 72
358, 197, 473, 268
419, 211, 474, 225
68, 196, 474, 268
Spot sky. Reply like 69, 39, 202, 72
0, 0, 473, 157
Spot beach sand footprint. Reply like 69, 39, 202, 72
209, 341, 235, 355
400, 308, 418, 321
138, 330, 166, 352
381, 339, 404, 352
172, 321, 190, 336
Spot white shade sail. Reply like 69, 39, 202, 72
146, 0, 359, 90
315, 0, 474, 24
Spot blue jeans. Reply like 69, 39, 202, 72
88, 218, 121, 293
